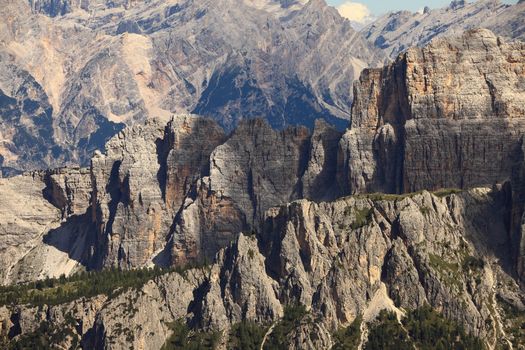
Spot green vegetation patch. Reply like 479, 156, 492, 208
3, 316, 80, 350
403, 305, 484, 350
351, 188, 462, 203
433, 188, 462, 198
462, 256, 484, 272
333, 316, 362, 350
263, 304, 307, 350
428, 253, 462, 291
0, 262, 209, 307
497, 295, 525, 347
351, 208, 373, 229
162, 319, 220, 350
419, 206, 431, 216
365, 310, 413, 350
228, 320, 268, 350
360, 306, 484, 350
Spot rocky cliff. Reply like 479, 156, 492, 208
0, 29, 525, 349
0, 113, 346, 283
2, 188, 525, 348
1, 29, 524, 282
340, 29, 525, 287
340, 28, 525, 195
0, 0, 385, 174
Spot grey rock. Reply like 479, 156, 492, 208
363, 0, 525, 59
208, 118, 310, 226
91, 115, 225, 269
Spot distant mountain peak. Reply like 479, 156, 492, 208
449, 0, 466, 9
362, 0, 524, 59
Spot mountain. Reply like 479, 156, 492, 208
2, 188, 524, 348
0, 29, 525, 349
0, 0, 385, 175
363, 0, 525, 58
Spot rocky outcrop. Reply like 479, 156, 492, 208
0, 112, 348, 282
363, 0, 525, 59
0, 172, 61, 283
90, 115, 226, 269
302, 119, 343, 202
3, 188, 524, 349
85, 272, 202, 349
338, 29, 525, 288
169, 117, 345, 266
208, 119, 310, 225
340, 29, 525, 195
43, 167, 92, 219
0, 170, 93, 284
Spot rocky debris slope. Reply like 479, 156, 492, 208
363, 0, 525, 59
2, 188, 525, 349
0, 0, 385, 174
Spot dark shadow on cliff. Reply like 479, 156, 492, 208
454, 184, 517, 279
42, 211, 97, 269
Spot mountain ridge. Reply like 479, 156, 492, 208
362, 0, 525, 58
0, 0, 385, 175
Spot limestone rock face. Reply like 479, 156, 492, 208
341, 29, 525, 195
0, 0, 385, 174
91, 115, 226, 269
0, 173, 61, 283
0, 112, 348, 281
170, 118, 342, 265
85, 273, 200, 349
44, 167, 92, 218
90, 118, 171, 269
202, 234, 283, 327
302, 119, 343, 202
170, 178, 248, 266
4, 188, 523, 349
0, 30, 524, 284
0, 171, 93, 284
363, 0, 525, 59
2, 271, 204, 350
208, 119, 310, 226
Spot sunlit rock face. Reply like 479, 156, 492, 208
0, 0, 385, 174
339, 29, 525, 195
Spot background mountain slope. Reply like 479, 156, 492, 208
0, 0, 385, 175
362, 0, 525, 58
